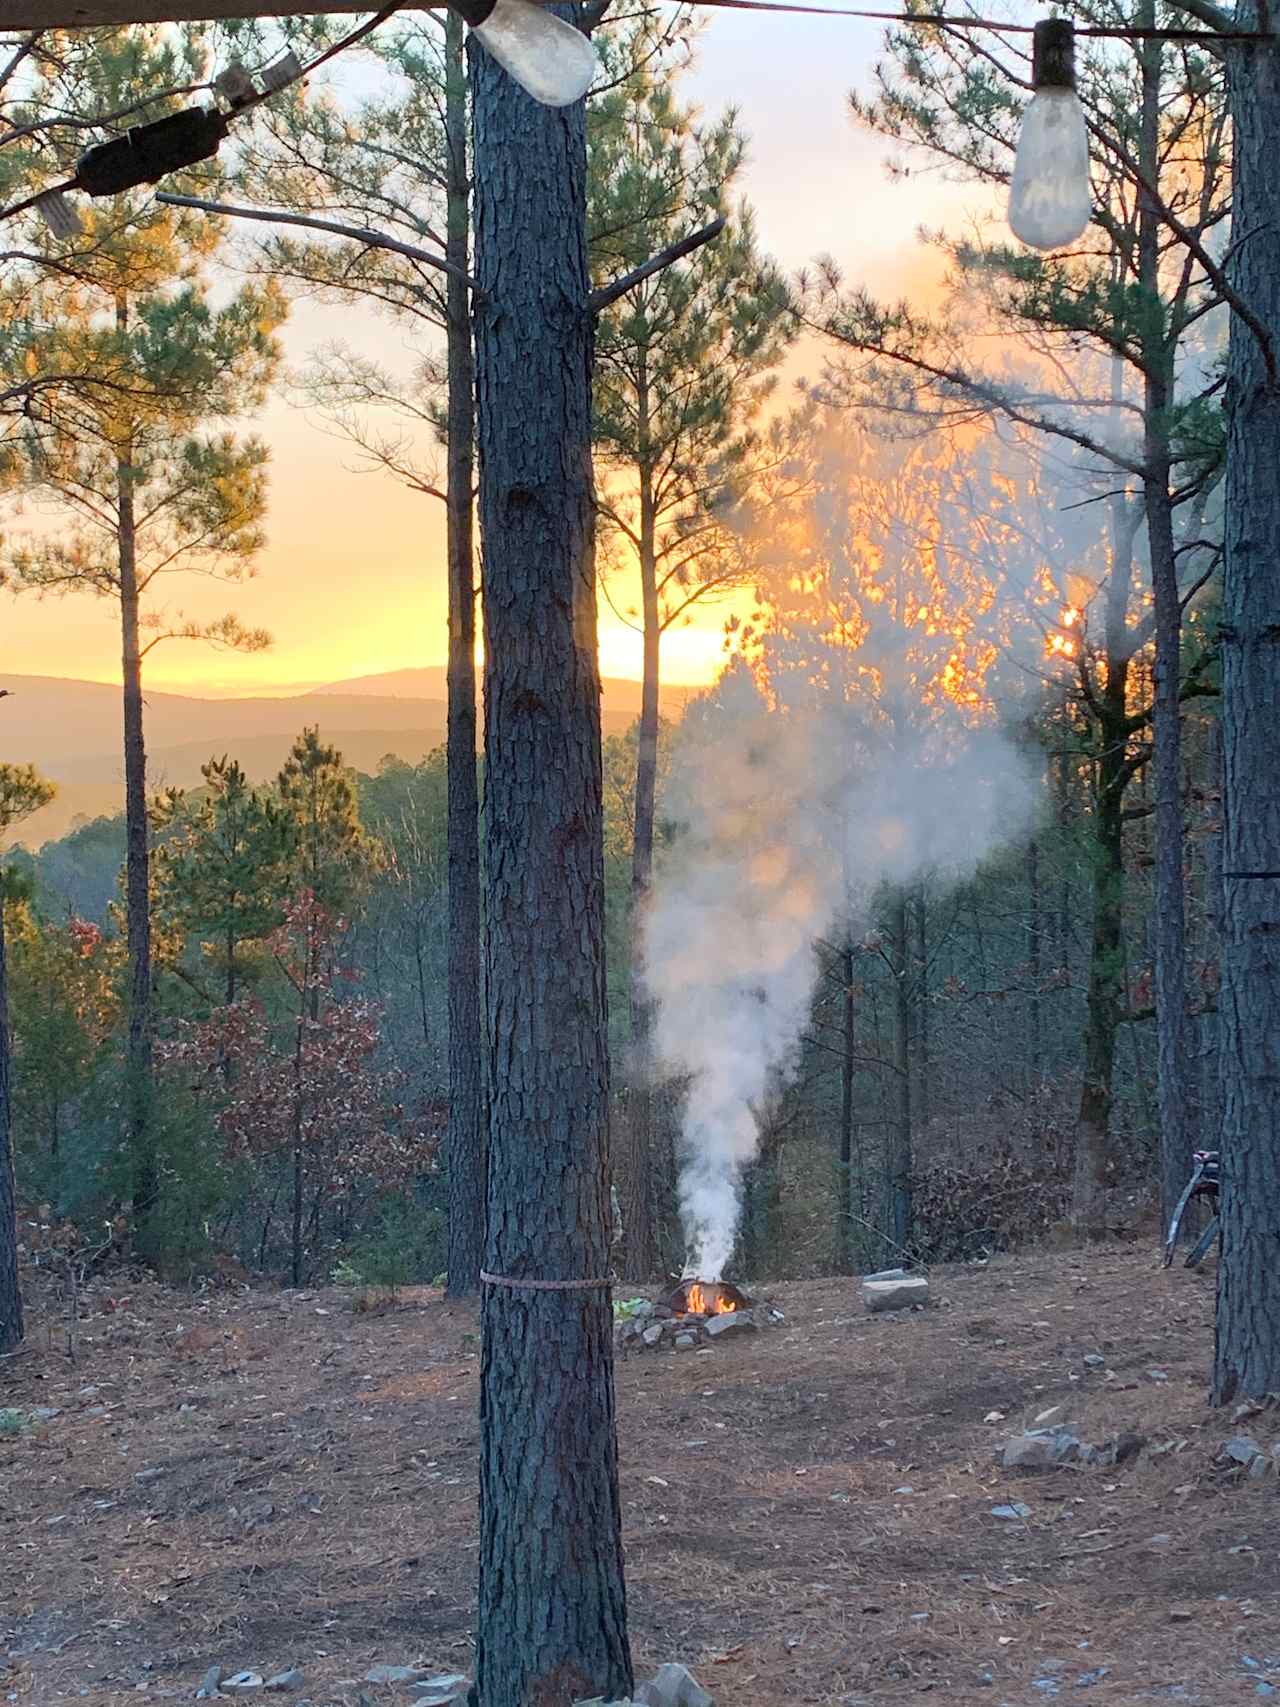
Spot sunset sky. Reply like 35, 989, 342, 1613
4, 6, 982, 699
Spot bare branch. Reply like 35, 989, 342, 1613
155, 192, 486, 298
589, 216, 725, 315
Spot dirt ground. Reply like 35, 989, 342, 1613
2, 1246, 1277, 1706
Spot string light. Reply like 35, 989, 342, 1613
451, 0, 599, 106
0, 2, 1268, 227
1009, 19, 1092, 250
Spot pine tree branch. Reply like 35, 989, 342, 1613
155, 193, 485, 298
589, 216, 725, 315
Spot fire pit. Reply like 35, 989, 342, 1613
616, 1279, 772, 1354
661, 1279, 753, 1317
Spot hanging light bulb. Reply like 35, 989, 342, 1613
450, 0, 598, 107
1008, 19, 1092, 251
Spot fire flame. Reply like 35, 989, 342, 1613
685, 1282, 737, 1316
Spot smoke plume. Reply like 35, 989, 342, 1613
641, 663, 1035, 1281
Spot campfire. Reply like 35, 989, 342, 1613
617, 1278, 769, 1354
663, 1279, 753, 1317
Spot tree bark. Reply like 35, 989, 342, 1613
838, 934, 856, 1271
619, 432, 660, 1280
469, 25, 632, 1706
117, 395, 155, 1250
0, 901, 23, 1355
887, 888, 912, 1254
1212, 8, 1280, 1405
1027, 836, 1042, 1087
1072, 503, 1139, 1240
1138, 18, 1193, 1238
444, 7, 486, 1301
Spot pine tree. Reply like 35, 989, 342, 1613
2, 29, 284, 1255
152, 757, 291, 1005
274, 729, 373, 1286
0, 761, 56, 1354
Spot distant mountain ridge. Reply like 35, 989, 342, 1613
0, 669, 695, 850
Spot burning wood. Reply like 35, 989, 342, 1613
663, 1279, 753, 1317
616, 1280, 775, 1354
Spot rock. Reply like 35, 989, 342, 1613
862, 1267, 905, 1283
673, 1332, 697, 1349
221, 1674, 264, 1695
195, 1665, 223, 1699
410, 1676, 469, 1703
861, 1276, 929, 1313
365, 1666, 429, 1685
1082, 1353, 1105, 1368
264, 1669, 304, 1693
990, 1502, 1032, 1520
634, 1664, 713, 1707
1221, 1435, 1266, 1471
1000, 1428, 1081, 1470
641, 1324, 664, 1347
1168, 1607, 1194, 1623
704, 1311, 756, 1337
1147, 1368, 1169, 1382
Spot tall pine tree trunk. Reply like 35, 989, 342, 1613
469, 25, 632, 1704
1213, 6, 1280, 1404
118, 411, 155, 1249
0, 901, 23, 1355
838, 934, 856, 1271
620, 439, 661, 1280
1072, 505, 1138, 1240
1027, 836, 1042, 1087
444, 8, 485, 1300
1138, 19, 1192, 1237
887, 888, 912, 1254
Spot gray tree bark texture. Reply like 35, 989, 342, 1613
117, 430, 156, 1250
0, 905, 23, 1355
1138, 17, 1193, 1237
468, 26, 633, 1707
1213, 11, 1280, 1405
444, 9, 486, 1300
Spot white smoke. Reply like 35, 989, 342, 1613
642, 663, 1035, 1281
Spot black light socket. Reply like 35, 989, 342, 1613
449, 0, 499, 25
76, 107, 228, 198
1031, 18, 1077, 91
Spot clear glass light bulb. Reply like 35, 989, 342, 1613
473, 0, 598, 107
1008, 86, 1092, 251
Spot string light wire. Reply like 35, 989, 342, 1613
669, 0, 1271, 43
0, 0, 406, 224
0, 0, 1269, 226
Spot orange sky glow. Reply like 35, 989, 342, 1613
3, 8, 975, 700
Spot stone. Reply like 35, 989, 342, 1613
365, 1666, 430, 1685
1082, 1353, 1105, 1368
990, 1502, 1032, 1520
641, 1324, 664, 1347
195, 1665, 223, 1699
1000, 1428, 1081, 1470
704, 1311, 756, 1337
634, 1664, 713, 1707
861, 1276, 929, 1313
410, 1676, 470, 1703
862, 1267, 905, 1283
673, 1332, 697, 1349
221, 1674, 264, 1695
1221, 1435, 1266, 1470
264, 1670, 304, 1693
